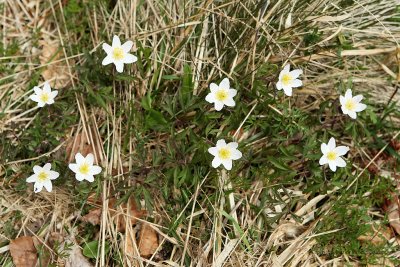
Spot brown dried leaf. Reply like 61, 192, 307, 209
65, 127, 102, 164
83, 195, 146, 232
81, 208, 102, 225
384, 193, 400, 235
357, 225, 392, 245
138, 223, 159, 258
9, 236, 38, 267
39, 39, 70, 89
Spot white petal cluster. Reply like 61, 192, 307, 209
26, 163, 59, 193
208, 139, 242, 170
319, 137, 349, 172
339, 89, 367, 119
68, 153, 102, 182
29, 82, 58, 107
205, 78, 237, 111
102, 35, 138, 73
276, 65, 303, 96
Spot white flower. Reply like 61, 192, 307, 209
319, 137, 349, 172
29, 82, 58, 107
339, 89, 367, 119
102, 35, 137, 73
68, 153, 102, 182
208, 139, 242, 170
205, 78, 237, 111
26, 163, 59, 193
276, 64, 303, 96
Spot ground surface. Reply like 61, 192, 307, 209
1, 0, 400, 266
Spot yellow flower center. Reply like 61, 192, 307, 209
112, 47, 125, 60
40, 93, 49, 103
218, 148, 231, 160
345, 99, 356, 111
79, 163, 90, 175
215, 89, 228, 101
281, 73, 292, 86
37, 171, 48, 182
326, 151, 337, 161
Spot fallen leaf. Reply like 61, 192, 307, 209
357, 225, 392, 245
82, 208, 102, 225
383, 193, 400, 235
82, 195, 146, 232
65, 126, 102, 164
39, 38, 70, 89
9, 236, 38, 267
138, 223, 159, 258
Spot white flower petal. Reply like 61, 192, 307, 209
327, 138, 336, 150
339, 95, 345, 106
30, 94, 40, 102
321, 143, 328, 154
75, 153, 85, 163
89, 166, 102, 175
290, 69, 302, 78
335, 157, 346, 168
38, 101, 46, 107
86, 153, 94, 165
221, 159, 233, 170
345, 89, 352, 99
276, 81, 283, 90
353, 95, 363, 103
47, 99, 55, 105
76, 173, 85, 181
348, 111, 357, 119
354, 103, 366, 112
282, 86, 292, 96
227, 142, 238, 149
291, 79, 302, 88
123, 53, 137, 64
69, 163, 78, 173
223, 98, 235, 107
281, 65, 290, 76
122, 40, 133, 52
231, 149, 242, 160
43, 82, 51, 93
102, 55, 113, 66
334, 146, 349, 156
48, 170, 59, 180
43, 163, 51, 171
219, 78, 230, 90
85, 175, 95, 182
102, 43, 112, 54
50, 90, 58, 99
205, 93, 215, 103
26, 174, 37, 183
33, 86, 42, 95
208, 147, 218, 156
34, 183, 44, 193
341, 105, 349, 114
228, 89, 237, 97
43, 180, 53, 192
328, 162, 337, 172
33, 165, 42, 174
216, 140, 226, 148
319, 155, 328, 165
209, 83, 219, 93
212, 157, 222, 168
214, 101, 224, 111
115, 61, 124, 73
112, 35, 121, 47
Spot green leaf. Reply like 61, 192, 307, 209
83, 240, 110, 259
145, 109, 168, 130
